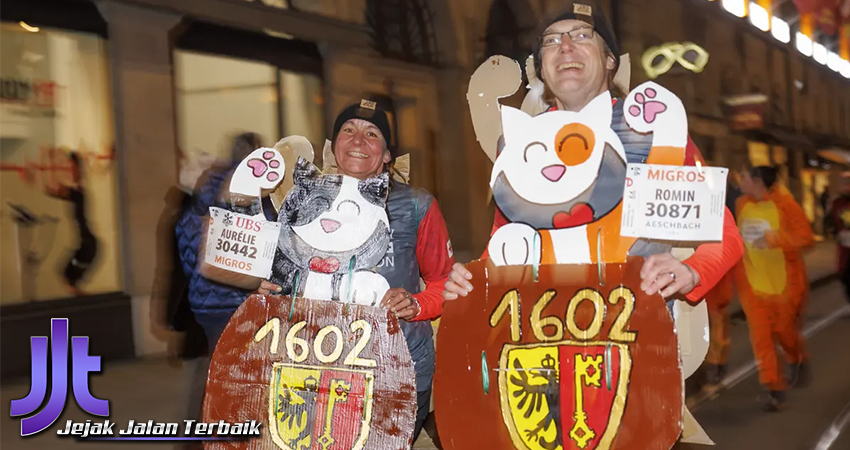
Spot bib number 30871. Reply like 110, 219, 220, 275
620, 163, 727, 242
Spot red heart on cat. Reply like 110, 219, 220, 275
552, 203, 594, 229
309, 256, 340, 273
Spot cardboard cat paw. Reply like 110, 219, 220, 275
230, 147, 285, 197
623, 81, 687, 147
487, 223, 540, 266
338, 271, 390, 306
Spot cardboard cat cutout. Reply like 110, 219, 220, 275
488, 93, 629, 265
203, 145, 417, 450
488, 81, 692, 267
205, 141, 392, 307
276, 157, 391, 306
436, 55, 715, 450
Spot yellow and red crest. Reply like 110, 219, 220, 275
498, 342, 631, 450
435, 260, 683, 450
268, 364, 374, 450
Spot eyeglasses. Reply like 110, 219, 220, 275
539, 27, 596, 47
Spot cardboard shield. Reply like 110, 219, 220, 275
435, 259, 682, 450
203, 294, 417, 450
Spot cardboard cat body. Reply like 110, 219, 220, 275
222, 146, 391, 306
276, 158, 391, 306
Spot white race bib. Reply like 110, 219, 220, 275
740, 218, 772, 244
205, 207, 280, 277
620, 164, 728, 242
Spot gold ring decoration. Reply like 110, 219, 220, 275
641, 41, 710, 80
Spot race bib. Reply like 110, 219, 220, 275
620, 164, 728, 242
205, 207, 280, 277
740, 218, 772, 244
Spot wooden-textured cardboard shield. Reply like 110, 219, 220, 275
435, 258, 683, 450
203, 294, 417, 450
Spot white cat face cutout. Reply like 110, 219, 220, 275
490, 91, 628, 230
291, 176, 390, 254
491, 92, 623, 204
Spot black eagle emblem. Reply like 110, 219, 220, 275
509, 354, 563, 449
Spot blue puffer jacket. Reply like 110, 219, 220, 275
175, 164, 253, 314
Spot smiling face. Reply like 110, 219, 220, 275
540, 19, 615, 111
334, 118, 392, 180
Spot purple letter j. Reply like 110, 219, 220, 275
9, 318, 109, 436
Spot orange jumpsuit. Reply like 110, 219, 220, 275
734, 186, 813, 391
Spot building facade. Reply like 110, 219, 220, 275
1, 0, 848, 375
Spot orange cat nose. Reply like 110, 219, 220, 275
541, 164, 566, 182
555, 122, 595, 166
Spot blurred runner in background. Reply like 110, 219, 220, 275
735, 166, 813, 412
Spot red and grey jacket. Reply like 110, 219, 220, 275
375, 181, 454, 392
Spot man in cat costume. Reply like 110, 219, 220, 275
259, 101, 455, 442
444, 0, 743, 307
736, 166, 813, 411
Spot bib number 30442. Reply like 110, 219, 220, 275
620, 163, 728, 242
205, 206, 280, 277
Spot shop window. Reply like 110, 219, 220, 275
366, 0, 440, 66
0, 22, 121, 304
174, 50, 325, 191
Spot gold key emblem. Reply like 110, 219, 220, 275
569, 353, 603, 449
317, 379, 351, 450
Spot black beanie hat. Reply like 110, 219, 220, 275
533, 1, 621, 82
331, 100, 396, 160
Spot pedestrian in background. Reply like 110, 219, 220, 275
735, 165, 813, 412
702, 170, 744, 391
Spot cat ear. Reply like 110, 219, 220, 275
580, 91, 614, 125
358, 172, 390, 206
321, 140, 337, 174
499, 105, 532, 146
293, 156, 321, 184
392, 153, 410, 183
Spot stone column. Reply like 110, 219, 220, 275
97, 1, 183, 356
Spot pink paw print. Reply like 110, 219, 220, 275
246, 150, 281, 182
628, 88, 667, 124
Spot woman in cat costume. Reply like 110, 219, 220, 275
444, 0, 743, 306
735, 166, 813, 412
260, 101, 455, 442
